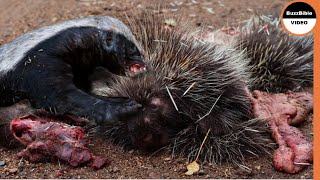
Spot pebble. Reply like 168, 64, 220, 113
205, 175, 212, 178
9, 168, 18, 174
112, 167, 120, 173
164, 157, 171, 161
109, 166, 120, 173
0, 161, 5, 166
198, 170, 206, 175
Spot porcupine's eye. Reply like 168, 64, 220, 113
149, 103, 158, 110
150, 97, 161, 111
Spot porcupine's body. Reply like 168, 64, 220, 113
93, 15, 313, 164
237, 15, 313, 93
93, 15, 273, 163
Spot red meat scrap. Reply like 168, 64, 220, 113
248, 90, 313, 174
10, 114, 109, 169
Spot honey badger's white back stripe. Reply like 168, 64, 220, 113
0, 16, 138, 76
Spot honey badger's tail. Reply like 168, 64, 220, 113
237, 15, 313, 93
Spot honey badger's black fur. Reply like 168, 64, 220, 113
0, 16, 145, 124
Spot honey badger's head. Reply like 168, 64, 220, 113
98, 30, 146, 77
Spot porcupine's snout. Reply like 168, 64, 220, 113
126, 109, 170, 151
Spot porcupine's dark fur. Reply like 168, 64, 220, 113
237, 15, 314, 93
92, 14, 273, 164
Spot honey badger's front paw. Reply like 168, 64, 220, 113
86, 99, 141, 124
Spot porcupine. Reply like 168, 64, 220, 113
236, 15, 313, 93
91, 14, 276, 164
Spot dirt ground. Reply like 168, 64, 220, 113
0, 0, 313, 179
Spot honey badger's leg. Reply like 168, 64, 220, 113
20, 58, 138, 123
3, 26, 145, 124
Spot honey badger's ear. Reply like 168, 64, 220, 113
99, 30, 116, 51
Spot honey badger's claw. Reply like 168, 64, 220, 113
87, 99, 141, 125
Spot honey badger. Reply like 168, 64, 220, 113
0, 16, 146, 124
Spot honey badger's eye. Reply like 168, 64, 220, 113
105, 33, 113, 46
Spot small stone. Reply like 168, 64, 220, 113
9, 168, 18, 174
113, 167, 120, 173
198, 170, 206, 175
255, 166, 261, 170
19, 171, 27, 176
108, 168, 113, 173
164, 157, 171, 161
205, 175, 212, 178
0, 161, 6, 166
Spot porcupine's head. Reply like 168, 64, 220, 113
93, 14, 272, 163
105, 71, 183, 151
237, 15, 314, 93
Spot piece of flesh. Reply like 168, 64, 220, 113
10, 114, 109, 169
127, 63, 147, 77
248, 90, 313, 174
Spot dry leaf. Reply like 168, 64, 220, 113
184, 129, 210, 175
185, 161, 200, 175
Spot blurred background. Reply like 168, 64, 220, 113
0, 0, 289, 44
